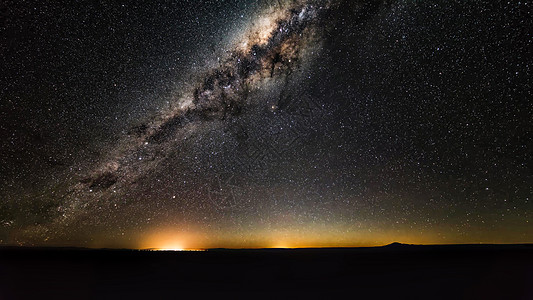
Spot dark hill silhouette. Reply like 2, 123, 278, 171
383, 242, 411, 247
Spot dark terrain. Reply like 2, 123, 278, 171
0, 244, 531, 299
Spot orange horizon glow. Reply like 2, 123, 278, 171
138, 229, 205, 251
108, 221, 533, 251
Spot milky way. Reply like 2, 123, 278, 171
1, 0, 531, 248
86, 2, 328, 195
12, 0, 335, 245
87, 1, 327, 183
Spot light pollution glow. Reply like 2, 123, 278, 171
125, 223, 521, 250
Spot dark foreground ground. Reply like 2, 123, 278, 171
0, 244, 531, 299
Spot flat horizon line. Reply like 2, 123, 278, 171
1, 242, 532, 251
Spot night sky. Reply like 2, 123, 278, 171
1, 0, 531, 249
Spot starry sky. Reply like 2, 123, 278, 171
0, 0, 531, 249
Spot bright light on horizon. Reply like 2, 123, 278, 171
157, 247, 185, 251
150, 248, 206, 252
